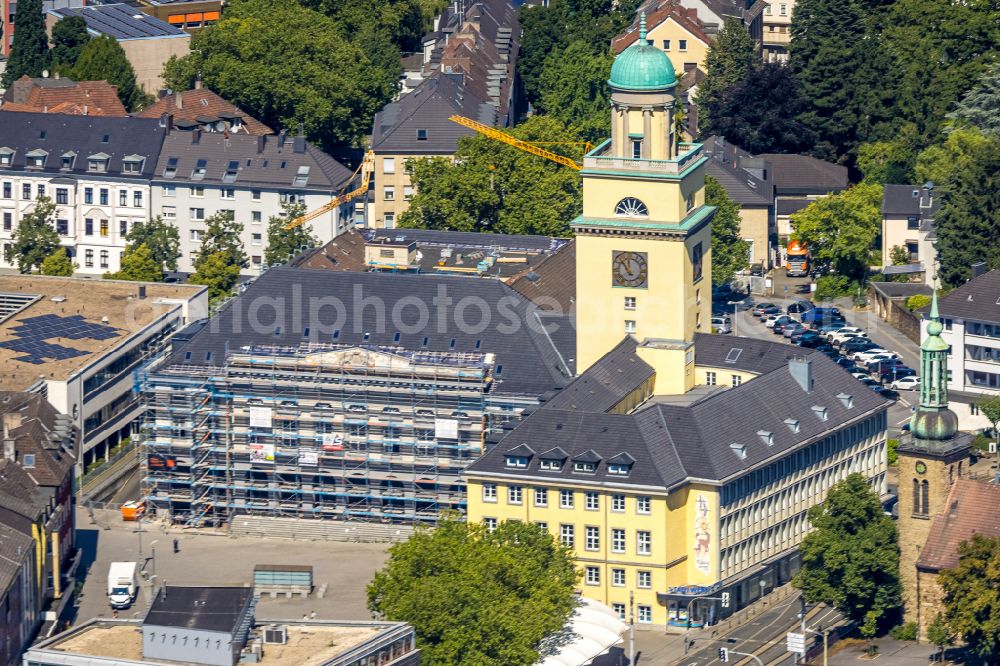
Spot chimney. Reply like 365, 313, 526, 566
278, 129, 287, 148
83, 105, 88, 116
920, 181, 934, 209
192, 128, 201, 144
138, 285, 146, 299
194, 75, 203, 90
971, 262, 988, 280
160, 112, 173, 132
293, 136, 306, 154
175, 91, 183, 109
3, 413, 23, 437
788, 357, 813, 393
257, 135, 266, 154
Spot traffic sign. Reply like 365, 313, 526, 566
786, 632, 806, 654
721, 592, 730, 608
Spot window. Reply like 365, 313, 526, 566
99, 188, 109, 205
56, 188, 68, 205
99, 220, 109, 237
192, 159, 208, 180
119, 190, 128, 206
637, 570, 652, 588
84, 187, 93, 204
625, 320, 637, 334
99, 249, 109, 268
2, 212, 10, 230
293, 165, 310, 187
252, 211, 262, 224
560, 489, 574, 509
706, 371, 716, 386
585, 492, 600, 510
383, 158, 396, 174
613, 603, 626, 621
765, 3, 772, 14
505, 455, 528, 468
574, 461, 596, 473
251, 233, 262, 246
22, 453, 35, 468
615, 197, 649, 218
612, 494, 625, 512
585, 566, 600, 585
403, 186, 414, 201
415, 128, 429, 141
162, 184, 176, 197
625, 296, 636, 310
779, 3, 786, 14
119, 220, 127, 237
162, 206, 176, 219
484, 517, 497, 532
482, 483, 497, 502
36, 184, 45, 199
190, 208, 205, 221
662, 39, 671, 50
560, 524, 574, 548
637, 531, 651, 554
679, 39, 688, 50
123, 158, 142, 174
535, 521, 548, 532
636, 496, 651, 514
608, 463, 631, 476
84, 219, 94, 236
57, 219, 68, 235
508, 485, 523, 505
221, 188, 235, 200
907, 215, 919, 230
612, 528, 625, 553
2, 182, 10, 198
191, 186, 204, 198
585, 526, 600, 551
731, 374, 742, 387
88, 157, 108, 172
22, 183, 30, 200
252, 189, 262, 201
383, 187, 395, 201
540, 459, 563, 471
534, 487, 547, 507
692, 242, 703, 282
631, 140, 642, 159
84, 249, 94, 267
384, 213, 395, 229
638, 606, 652, 623
612, 569, 626, 586
190, 229, 203, 242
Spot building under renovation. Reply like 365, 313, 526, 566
139, 266, 573, 526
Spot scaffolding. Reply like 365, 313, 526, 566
138, 343, 525, 527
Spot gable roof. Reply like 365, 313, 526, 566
1, 76, 127, 117
0, 391, 77, 489
293, 229, 368, 272
542, 337, 654, 413
882, 184, 941, 217
509, 239, 577, 313
612, 0, 711, 54
138, 89, 273, 136
371, 73, 495, 154
49, 3, 187, 39
916, 479, 1000, 572
759, 154, 847, 195
704, 136, 773, 207
935, 269, 1000, 324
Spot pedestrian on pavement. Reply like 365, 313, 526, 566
173, 538, 179, 554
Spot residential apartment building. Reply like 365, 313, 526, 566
611, 2, 713, 78
762, 0, 793, 63
0, 274, 207, 473
151, 129, 356, 273
881, 183, 939, 286
1, 76, 127, 116
133, 0, 222, 32
0, 113, 165, 275
923, 269, 1000, 433
138, 87, 273, 136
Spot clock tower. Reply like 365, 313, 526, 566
573, 13, 715, 393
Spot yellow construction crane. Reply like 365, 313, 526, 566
283, 150, 375, 231
448, 115, 592, 170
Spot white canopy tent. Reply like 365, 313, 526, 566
536, 597, 630, 666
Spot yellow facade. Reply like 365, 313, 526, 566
645, 19, 711, 76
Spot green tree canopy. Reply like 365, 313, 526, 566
949, 64, 1000, 137
39, 247, 75, 276
198, 211, 249, 269
697, 17, 756, 137
790, 183, 883, 283
400, 115, 583, 236
793, 473, 901, 629
2, 0, 51, 87
299, 0, 427, 53
105, 244, 163, 282
705, 175, 750, 285
50, 16, 90, 72
367, 518, 578, 665
69, 36, 147, 111
939, 534, 1000, 661
3, 197, 60, 273
535, 40, 613, 143
931, 133, 1000, 287
977, 395, 1000, 451
264, 203, 318, 266
125, 217, 181, 274
163, 0, 400, 152
856, 133, 918, 185
926, 613, 952, 662
189, 251, 242, 301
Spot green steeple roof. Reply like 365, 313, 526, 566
608, 13, 677, 92
911, 287, 958, 441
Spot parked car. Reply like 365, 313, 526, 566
833, 357, 856, 369
828, 327, 867, 343
766, 314, 793, 329
712, 284, 734, 301
751, 302, 777, 316
787, 300, 813, 314
814, 344, 837, 356
750, 263, 765, 277
854, 349, 894, 364
851, 372, 871, 381
871, 386, 898, 400
840, 339, 879, 356
831, 332, 867, 348
784, 323, 807, 338
712, 317, 732, 334
817, 321, 847, 333
774, 322, 789, 335
864, 357, 903, 373
890, 376, 921, 390
879, 365, 916, 381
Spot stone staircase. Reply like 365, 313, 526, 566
228, 515, 415, 543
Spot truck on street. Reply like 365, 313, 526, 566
107, 561, 138, 609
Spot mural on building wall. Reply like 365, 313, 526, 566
694, 494, 711, 574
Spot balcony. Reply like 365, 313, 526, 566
582, 141, 704, 175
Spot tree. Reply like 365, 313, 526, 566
914, 128, 994, 186
889, 245, 910, 266
125, 217, 181, 273
189, 251, 242, 301
949, 65, 1000, 138
932, 134, 1000, 287
163, 0, 399, 153
3, 197, 59, 274
793, 473, 901, 630
857, 136, 917, 185
706, 62, 815, 153
2, 0, 51, 87
264, 203, 318, 266
904, 294, 931, 312
104, 244, 163, 282
790, 184, 883, 283
938, 534, 1000, 661
926, 613, 952, 663
401, 115, 583, 236
69, 36, 147, 111
39, 247, 75, 276
705, 176, 750, 285
535, 40, 613, 143
977, 395, 1000, 453
367, 518, 578, 665
697, 18, 756, 137
198, 211, 249, 269
50, 16, 90, 72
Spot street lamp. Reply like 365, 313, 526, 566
149, 540, 159, 578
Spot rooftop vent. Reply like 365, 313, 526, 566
263, 625, 287, 645
50, 295, 66, 303
836, 392, 853, 409
757, 430, 773, 446
812, 405, 828, 421
784, 418, 800, 433
730, 442, 747, 459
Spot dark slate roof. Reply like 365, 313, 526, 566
693, 332, 798, 375
293, 229, 368, 272
759, 154, 847, 195
702, 139, 773, 207
509, 239, 577, 313
0, 112, 165, 179
153, 131, 353, 191
467, 335, 890, 488
0, 521, 33, 594
542, 337, 653, 412
935, 269, 1000, 324
882, 184, 941, 217
371, 73, 495, 154
50, 3, 187, 39
165, 266, 574, 397
144, 586, 253, 633
0, 391, 76, 488
916, 479, 1000, 571
870, 282, 933, 300
775, 197, 813, 216
366, 228, 559, 253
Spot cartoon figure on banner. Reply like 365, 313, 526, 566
693, 494, 711, 574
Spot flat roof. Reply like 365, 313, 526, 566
145, 586, 252, 633
40, 621, 386, 665
0, 275, 204, 391
50, 4, 188, 39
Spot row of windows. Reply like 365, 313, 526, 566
704, 371, 743, 387
764, 3, 788, 15
584, 566, 653, 589
0, 151, 139, 173
482, 485, 652, 513
481, 519, 653, 556
380, 186, 414, 202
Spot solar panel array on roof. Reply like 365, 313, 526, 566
0, 314, 121, 364
51, 4, 186, 39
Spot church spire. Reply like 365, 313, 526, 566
911, 287, 957, 440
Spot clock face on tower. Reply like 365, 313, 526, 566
915, 461, 927, 475
612, 251, 648, 288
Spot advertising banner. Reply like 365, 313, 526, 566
249, 443, 275, 464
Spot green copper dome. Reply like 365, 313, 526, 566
609, 13, 677, 92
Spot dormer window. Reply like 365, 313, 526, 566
0, 148, 16, 166
191, 159, 208, 180
416, 128, 428, 141
122, 155, 144, 174
608, 464, 630, 476
606, 452, 635, 476
757, 430, 774, 446
504, 444, 535, 468
784, 418, 800, 433
539, 459, 563, 471
294, 165, 310, 187
61, 151, 76, 170
574, 461, 597, 473
87, 153, 110, 172
506, 455, 528, 468
223, 160, 239, 183
163, 157, 179, 178
25, 149, 47, 168
730, 442, 747, 459
812, 405, 828, 421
